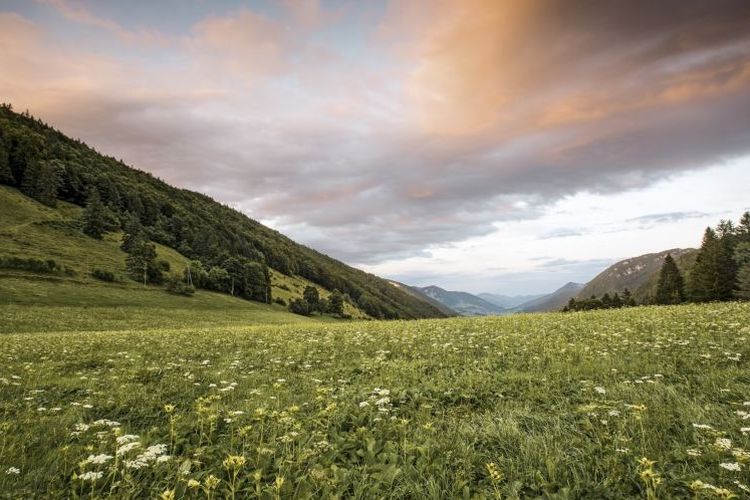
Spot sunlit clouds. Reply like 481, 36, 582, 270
2, 0, 749, 293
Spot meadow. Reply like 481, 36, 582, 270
2, 302, 750, 498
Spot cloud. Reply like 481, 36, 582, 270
626, 211, 714, 226
2, 1, 750, 266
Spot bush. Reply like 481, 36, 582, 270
274, 297, 287, 306
0, 256, 59, 273
288, 298, 311, 316
165, 276, 195, 296
90, 268, 115, 282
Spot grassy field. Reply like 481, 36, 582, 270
1, 302, 750, 498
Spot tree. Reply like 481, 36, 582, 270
288, 298, 311, 316
734, 242, 750, 300
621, 288, 636, 307
303, 286, 320, 313
21, 159, 59, 207
81, 189, 108, 239
124, 235, 160, 286
655, 253, 685, 305
688, 227, 735, 302
0, 130, 13, 184
328, 289, 344, 316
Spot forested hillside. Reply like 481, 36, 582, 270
0, 104, 445, 320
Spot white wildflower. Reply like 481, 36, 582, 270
83, 454, 113, 465
6, 467, 20, 475
720, 462, 742, 472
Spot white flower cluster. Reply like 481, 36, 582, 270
123, 444, 170, 469
78, 471, 103, 482
82, 454, 113, 465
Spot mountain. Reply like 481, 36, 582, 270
388, 281, 458, 316
415, 285, 507, 316
0, 105, 446, 320
517, 282, 585, 312
478, 293, 546, 310
578, 248, 698, 302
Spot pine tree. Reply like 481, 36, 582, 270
689, 227, 735, 302
21, 160, 59, 207
0, 130, 13, 184
655, 253, 685, 304
303, 286, 320, 312
82, 189, 107, 239
734, 242, 750, 299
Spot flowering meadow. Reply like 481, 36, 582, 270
2, 302, 750, 498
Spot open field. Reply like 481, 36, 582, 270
2, 302, 750, 498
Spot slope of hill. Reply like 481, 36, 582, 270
578, 248, 697, 301
416, 285, 506, 316
0, 106, 445, 320
478, 292, 545, 310
388, 281, 458, 316
518, 282, 585, 312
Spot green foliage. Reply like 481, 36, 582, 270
0, 105, 445, 319
0, 255, 60, 273
123, 234, 162, 285
734, 241, 750, 299
165, 275, 195, 296
90, 268, 115, 282
303, 285, 320, 311
81, 189, 117, 239
563, 290, 635, 312
654, 253, 685, 305
288, 297, 312, 316
2, 303, 750, 498
327, 289, 344, 316
688, 227, 735, 302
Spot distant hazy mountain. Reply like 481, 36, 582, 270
388, 281, 458, 316
415, 286, 507, 316
578, 248, 697, 301
478, 293, 546, 310
517, 282, 585, 312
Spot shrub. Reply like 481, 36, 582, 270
274, 297, 287, 306
165, 276, 195, 296
0, 256, 59, 273
90, 268, 115, 282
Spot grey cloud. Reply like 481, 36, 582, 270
5, 1, 750, 266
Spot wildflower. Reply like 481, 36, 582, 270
693, 423, 714, 430
204, 474, 221, 489
741, 427, 750, 434
163, 404, 175, 414
83, 453, 113, 465
616, 448, 630, 454
116, 434, 139, 445
485, 462, 503, 482
594, 386, 606, 395
687, 448, 702, 457
187, 479, 200, 489
116, 442, 141, 455
6, 467, 20, 475
715, 438, 733, 450
720, 462, 742, 472
160, 489, 175, 500
78, 471, 103, 482
223, 455, 247, 470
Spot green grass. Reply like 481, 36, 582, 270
2, 302, 750, 498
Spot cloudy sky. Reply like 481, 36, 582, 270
2, 0, 750, 295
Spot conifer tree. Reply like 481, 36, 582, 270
688, 227, 735, 302
655, 253, 685, 304
21, 160, 59, 207
0, 131, 13, 184
734, 242, 750, 299
82, 189, 107, 239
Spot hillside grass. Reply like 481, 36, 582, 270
0, 185, 369, 321
1, 302, 749, 498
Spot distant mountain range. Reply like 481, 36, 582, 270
413, 286, 507, 316
388, 282, 459, 316
478, 293, 545, 309
413, 248, 697, 316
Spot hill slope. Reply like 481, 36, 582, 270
517, 282, 584, 312
416, 285, 506, 316
578, 248, 697, 301
0, 105, 445, 320
387, 281, 458, 316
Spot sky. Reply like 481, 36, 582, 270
1, 0, 749, 295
